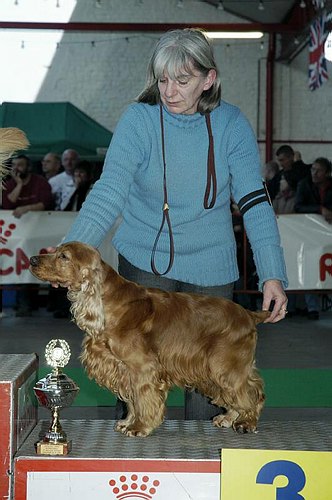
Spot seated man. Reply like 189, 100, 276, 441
2, 154, 54, 316
295, 157, 332, 320
48, 149, 80, 210
267, 145, 311, 201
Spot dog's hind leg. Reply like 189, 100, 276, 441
234, 368, 265, 433
213, 370, 265, 433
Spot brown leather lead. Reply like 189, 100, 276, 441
151, 105, 216, 276
151, 105, 175, 276
204, 112, 217, 209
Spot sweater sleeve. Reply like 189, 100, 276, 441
63, 104, 148, 247
227, 111, 288, 290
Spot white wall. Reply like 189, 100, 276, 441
32, 0, 332, 164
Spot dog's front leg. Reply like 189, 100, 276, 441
117, 364, 168, 437
114, 400, 135, 433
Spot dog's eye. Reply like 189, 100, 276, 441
58, 252, 68, 260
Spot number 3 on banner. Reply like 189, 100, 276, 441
256, 460, 306, 499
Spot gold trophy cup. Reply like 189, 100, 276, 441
34, 339, 79, 455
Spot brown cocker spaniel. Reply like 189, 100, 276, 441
30, 242, 270, 437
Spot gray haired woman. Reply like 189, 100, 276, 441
60, 28, 288, 420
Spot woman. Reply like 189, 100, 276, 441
62, 28, 288, 419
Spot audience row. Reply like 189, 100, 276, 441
2, 144, 331, 320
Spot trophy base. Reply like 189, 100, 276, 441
35, 440, 72, 456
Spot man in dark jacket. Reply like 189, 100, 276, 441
294, 157, 332, 320
267, 145, 311, 201
295, 157, 332, 222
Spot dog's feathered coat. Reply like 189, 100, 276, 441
0, 128, 29, 187
30, 242, 269, 437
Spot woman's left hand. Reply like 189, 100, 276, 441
262, 279, 288, 323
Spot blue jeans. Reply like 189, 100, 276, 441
117, 254, 234, 420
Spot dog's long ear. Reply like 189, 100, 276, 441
68, 264, 105, 336
0, 128, 30, 186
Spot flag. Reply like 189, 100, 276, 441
308, 13, 329, 90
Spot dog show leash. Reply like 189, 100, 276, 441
151, 104, 217, 276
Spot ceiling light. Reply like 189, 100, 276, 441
300, 0, 306, 7
258, 0, 264, 11
217, 0, 224, 10
206, 32, 264, 39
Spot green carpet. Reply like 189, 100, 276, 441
38, 367, 332, 408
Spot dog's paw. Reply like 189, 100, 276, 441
232, 421, 258, 434
114, 420, 152, 437
114, 420, 129, 433
212, 409, 239, 429
124, 427, 152, 437
212, 414, 233, 428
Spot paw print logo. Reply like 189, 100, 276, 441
109, 474, 160, 499
0, 219, 16, 244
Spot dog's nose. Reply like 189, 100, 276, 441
30, 256, 39, 267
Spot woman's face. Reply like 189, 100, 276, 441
158, 67, 216, 115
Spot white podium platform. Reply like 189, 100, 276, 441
14, 419, 332, 500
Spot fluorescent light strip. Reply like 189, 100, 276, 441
206, 31, 264, 39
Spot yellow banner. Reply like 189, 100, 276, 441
221, 448, 332, 500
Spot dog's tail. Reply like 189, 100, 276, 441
248, 310, 271, 325
0, 128, 29, 185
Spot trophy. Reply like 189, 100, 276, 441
34, 339, 79, 455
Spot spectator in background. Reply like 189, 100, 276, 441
272, 171, 297, 317
49, 149, 80, 210
262, 160, 279, 182
295, 157, 332, 222
273, 171, 297, 215
294, 150, 302, 162
2, 154, 53, 218
41, 152, 62, 180
267, 145, 311, 201
2, 154, 54, 316
51, 159, 94, 318
295, 157, 332, 320
63, 160, 94, 211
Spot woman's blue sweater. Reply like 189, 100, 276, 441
64, 101, 288, 289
